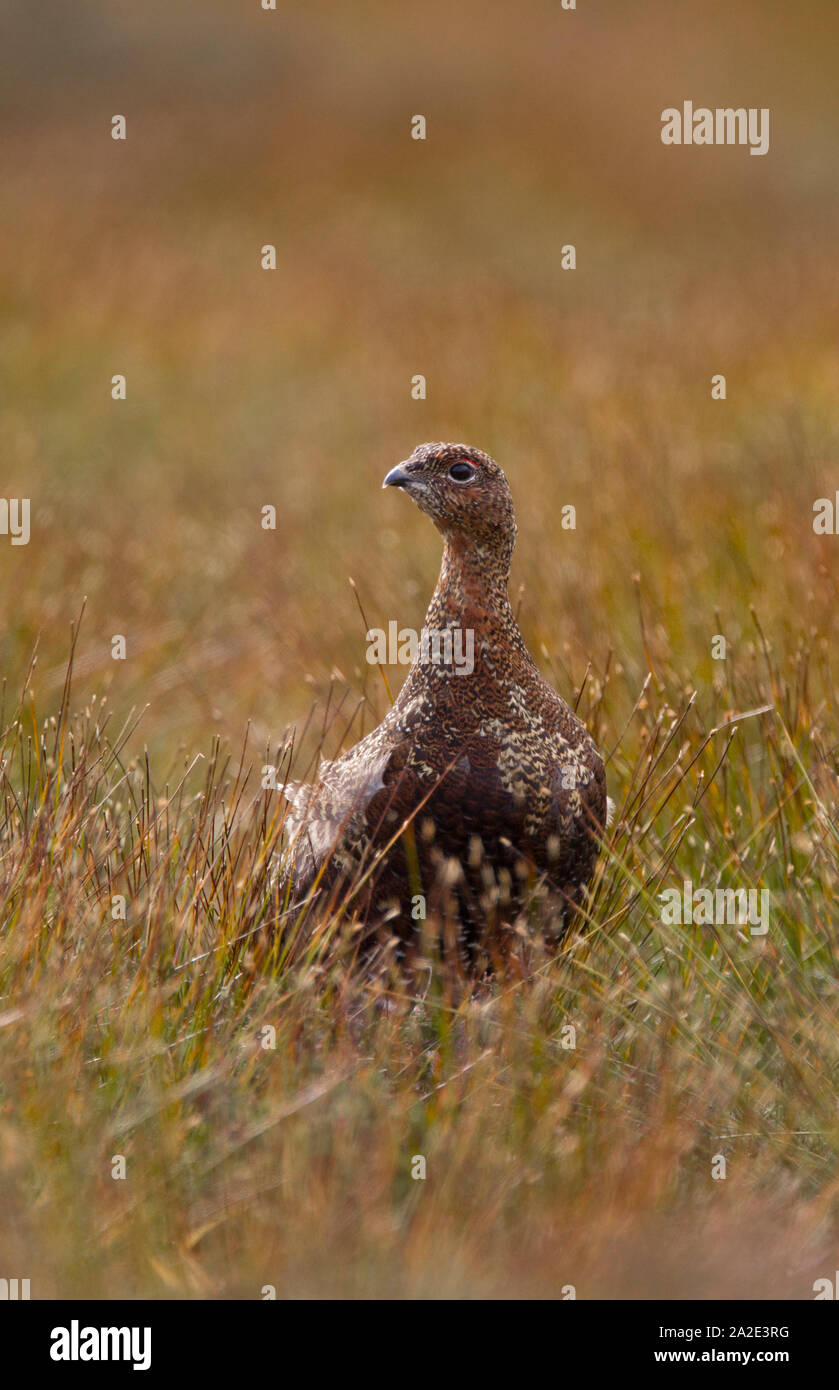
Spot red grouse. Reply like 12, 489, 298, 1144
281, 443, 607, 958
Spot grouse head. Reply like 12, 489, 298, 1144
383, 443, 516, 569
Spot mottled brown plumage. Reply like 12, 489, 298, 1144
282, 443, 607, 960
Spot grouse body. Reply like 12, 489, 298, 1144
282, 443, 607, 956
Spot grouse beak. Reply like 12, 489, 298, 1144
382, 464, 413, 490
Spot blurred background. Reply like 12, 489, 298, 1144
1, 0, 836, 768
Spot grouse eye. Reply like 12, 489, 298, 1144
448, 462, 476, 482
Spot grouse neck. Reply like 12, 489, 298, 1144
425, 536, 519, 635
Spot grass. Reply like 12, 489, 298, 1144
1, 0, 838, 1298
1, 599, 837, 1297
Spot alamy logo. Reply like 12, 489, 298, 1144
659, 880, 769, 935
50, 1321, 151, 1371
366, 621, 475, 675
661, 103, 770, 156
0, 1277, 30, 1299
813, 492, 839, 534
0, 497, 30, 545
